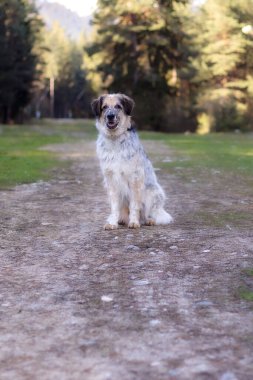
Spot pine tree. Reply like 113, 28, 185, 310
87, 0, 191, 130
190, 0, 253, 132
0, 0, 43, 123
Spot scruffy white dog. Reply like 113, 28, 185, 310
91, 93, 173, 230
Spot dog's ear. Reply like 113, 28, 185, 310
91, 96, 104, 117
120, 94, 135, 116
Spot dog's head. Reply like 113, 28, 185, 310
91, 93, 135, 137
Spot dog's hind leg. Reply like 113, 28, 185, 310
147, 190, 173, 225
152, 208, 173, 225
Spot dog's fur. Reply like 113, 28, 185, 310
91, 93, 173, 230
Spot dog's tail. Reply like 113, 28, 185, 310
154, 209, 173, 225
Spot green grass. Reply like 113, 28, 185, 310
238, 286, 253, 302
140, 131, 253, 176
240, 269, 253, 300
192, 210, 253, 228
0, 124, 67, 188
33, 118, 97, 139
141, 130, 253, 232
243, 269, 253, 277
1, 120, 252, 189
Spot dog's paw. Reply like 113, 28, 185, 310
104, 223, 118, 230
118, 220, 127, 226
145, 218, 156, 226
128, 222, 140, 229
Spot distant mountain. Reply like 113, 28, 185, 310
35, 0, 92, 39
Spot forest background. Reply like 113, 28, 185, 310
1, 0, 253, 133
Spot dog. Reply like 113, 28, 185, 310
91, 93, 173, 230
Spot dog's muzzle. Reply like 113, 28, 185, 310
106, 111, 118, 130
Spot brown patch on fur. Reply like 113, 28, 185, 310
91, 96, 105, 117
91, 94, 134, 117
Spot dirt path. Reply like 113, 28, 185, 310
0, 138, 252, 380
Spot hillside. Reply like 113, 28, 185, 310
35, 0, 92, 39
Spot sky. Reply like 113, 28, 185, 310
48, 0, 97, 17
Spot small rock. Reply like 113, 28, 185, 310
133, 279, 150, 286
126, 245, 140, 251
169, 245, 178, 250
168, 369, 180, 376
52, 241, 61, 247
151, 361, 161, 367
195, 300, 214, 308
149, 319, 161, 327
79, 264, 89, 270
101, 295, 113, 302
98, 264, 110, 270
162, 158, 173, 163
114, 236, 118, 240
79, 339, 97, 347
220, 372, 238, 380
203, 249, 211, 253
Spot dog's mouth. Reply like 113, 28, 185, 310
106, 121, 118, 130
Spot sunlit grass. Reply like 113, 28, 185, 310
140, 131, 253, 176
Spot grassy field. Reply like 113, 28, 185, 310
0, 124, 66, 188
141, 131, 253, 177
0, 120, 97, 189
0, 120, 252, 188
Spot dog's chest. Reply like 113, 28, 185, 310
97, 134, 141, 174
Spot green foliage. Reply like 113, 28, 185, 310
36, 22, 94, 118
190, 0, 253, 132
87, 0, 192, 131
1, 0, 253, 132
86, 0, 253, 132
0, 0, 43, 123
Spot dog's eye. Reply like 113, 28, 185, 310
102, 105, 108, 111
115, 104, 122, 110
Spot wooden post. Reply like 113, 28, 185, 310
50, 76, 55, 118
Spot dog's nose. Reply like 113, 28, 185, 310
107, 113, 115, 120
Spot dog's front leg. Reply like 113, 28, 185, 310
104, 176, 120, 230
128, 178, 143, 229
